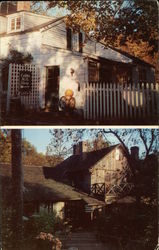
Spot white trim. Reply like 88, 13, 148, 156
8, 14, 24, 33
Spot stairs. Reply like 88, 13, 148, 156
56, 230, 112, 250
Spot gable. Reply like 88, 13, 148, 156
92, 145, 126, 172
43, 145, 120, 182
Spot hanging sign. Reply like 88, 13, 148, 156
19, 70, 32, 95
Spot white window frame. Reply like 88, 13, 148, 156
9, 16, 22, 32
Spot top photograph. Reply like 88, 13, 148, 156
0, 0, 158, 126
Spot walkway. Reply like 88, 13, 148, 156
57, 230, 119, 250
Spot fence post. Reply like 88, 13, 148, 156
90, 83, 93, 120
99, 83, 103, 119
103, 82, 106, 118
125, 83, 128, 118
83, 82, 87, 119
6, 63, 12, 113
133, 84, 136, 118
146, 83, 150, 117
110, 83, 113, 118
142, 83, 145, 117
114, 83, 117, 118
117, 83, 120, 118
106, 83, 109, 117
96, 82, 99, 120
137, 83, 141, 117
129, 84, 133, 118
151, 83, 155, 118
93, 83, 96, 120
156, 83, 159, 120
121, 84, 124, 118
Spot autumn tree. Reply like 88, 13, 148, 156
41, 0, 158, 80
0, 130, 49, 166
1, 49, 33, 91
0, 130, 11, 163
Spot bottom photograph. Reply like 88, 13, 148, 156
0, 128, 158, 250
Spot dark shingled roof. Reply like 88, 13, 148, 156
109, 46, 155, 68
0, 164, 105, 206
43, 145, 119, 182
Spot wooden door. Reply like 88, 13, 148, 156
45, 66, 60, 110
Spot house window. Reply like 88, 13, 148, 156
67, 28, 72, 50
115, 148, 120, 161
11, 19, 15, 31
139, 67, 146, 83
88, 61, 99, 82
99, 64, 112, 82
79, 32, 83, 53
16, 17, 21, 29
10, 17, 21, 31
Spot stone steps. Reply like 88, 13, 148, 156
57, 231, 112, 250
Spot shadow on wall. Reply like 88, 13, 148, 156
1, 30, 85, 115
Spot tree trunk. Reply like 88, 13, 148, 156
11, 129, 23, 250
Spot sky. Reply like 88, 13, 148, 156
21, 128, 152, 158
23, 128, 120, 154
23, 129, 52, 154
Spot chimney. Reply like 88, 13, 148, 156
130, 146, 139, 160
79, 141, 88, 154
17, 1, 31, 11
73, 145, 78, 155
73, 141, 88, 155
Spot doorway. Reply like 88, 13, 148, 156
45, 66, 60, 111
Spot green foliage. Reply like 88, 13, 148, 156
46, 1, 158, 50
0, 130, 49, 166
24, 211, 61, 237
96, 203, 157, 249
47, 129, 110, 159
2, 209, 63, 250
22, 139, 47, 166
2, 49, 33, 91
0, 130, 11, 163
23, 211, 63, 249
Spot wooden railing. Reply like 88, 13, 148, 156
84, 82, 159, 121
91, 183, 106, 200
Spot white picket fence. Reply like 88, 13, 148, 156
7, 63, 41, 112
84, 82, 159, 120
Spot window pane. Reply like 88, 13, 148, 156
88, 61, 99, 82
79, 32, 83, 53
11, 19, 15, 30
16, 17, 21, 29
67, 28, 72, 50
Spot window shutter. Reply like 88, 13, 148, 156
67, 28, 72, 50
79, 32, 83, 53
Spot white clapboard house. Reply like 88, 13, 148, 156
0, 1, 156, 116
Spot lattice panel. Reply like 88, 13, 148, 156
9, 63, 41, 109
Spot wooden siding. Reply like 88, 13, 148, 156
0, 31, 42, 61
40, 46, 87, 109
0, 16, 7, 34
83, 40, 132, 64
90, 147, 128, 187
42, 21, 66, 50
23, 12, 53, 30
42, 22, 81, 52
